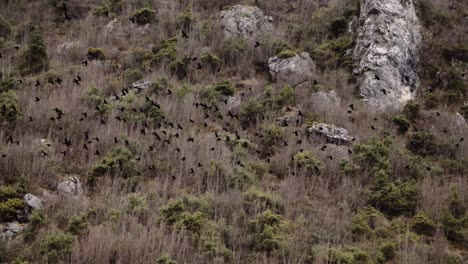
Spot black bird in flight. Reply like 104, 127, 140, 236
254, 41, 260, 48
181, 30, 189, 39
35, 97, 40, 102
94, 150, 100, 156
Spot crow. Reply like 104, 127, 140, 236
73, 78, 80, 85
55, 77, 63, 85
114, 137, 119, 144
175, 148, 181, 152
35, 97, 40, 102
349, 104, 354, 111
82, 60, 88, 67
327, 156, 333, 160
40, 150, 48, 156
94, 150, 100, 156
254, 41, 260, 48
35, 80, 41, 87
29, 116, 33, 122
167, 89, 173, 95
380, 88, 387, 95
197, 63, 202, 70
83, 144, 88, 150
181, 30, 189, 39
320, 145, 327, 151
63, 138, 72, 147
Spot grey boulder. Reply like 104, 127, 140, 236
309, 123, 356, 145
268, 52, 317, 86
220, 5, 273, 39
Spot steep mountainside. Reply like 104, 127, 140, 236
0, 0, 466, 263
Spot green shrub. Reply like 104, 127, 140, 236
243, 187, 284, 214
340, 160, 361, 176
424, 93, 440, 109
291, 151, 321, 175
228, 166, 257, 190
248, 210, 287, 253
273, 86, 295, 109
83, 84, 111, 114
19, 31, 48, 75
0, 90, 21, 122
369, 171, 418, 217
328, 247, 370, 264
379, 241, 397, 261
0, 198, 24, 222
152, 37, 178, 63
0, 186, 21, 201
160, 198, 206, 235
240, 99, 263, 122
407, 132, 438, 157
354, 138, 391, 173
219, 38, 247, 64
446, 65, 465, 98
261, 124, 285, 152
200, 81, 234, 105
392, 115, 410, 134
169, 58, 188, 79
151, 78, 169, 93
94, 0, 122, 17
448, 191, 466, 219
311, 36, 354, 68
156, 255, 177, 264
176, 8, 192, 31
442, 46, 468, 62
67, 215, 88, 235
411, 213, 436, 236
441, 210, 465, 243
460, 104, 468, 120
201, 52, 222, 73
350, 206, 383, 237
138, 99, 165, 125
40, 231, 75, 264
123, 69, 143, 85
329, 17, 348, 36
87, 48, 106, 60
89, 146, 136, 178
131, 8, 156, 25
24, 211, 47, 241
403, 100, 420, 121
213, 81, 234, 97
0, 77, 17, 93
276, 49, 296, 59
0, 16, 11, 38
128, 194, 148, 217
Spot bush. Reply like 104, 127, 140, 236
328, 247, 370, 264
19, 31, 48, 75
441, 210, 465, 243
151, 78, 169, 93
276, 49, 296, 59
40, 231, 75, 264
169, 58, 188, 79
0, 186, 22, 202
261, 124, 285, 153
240, 99, 263, 122
201, 52, 222, 73
407, 132, 438, 157
219, 38, 247, 64
128, 194, 148, 217
89, 146, 136, 178
461, 104, 468, 120
84, 84, 111, 115
392, 115, 410, 134
442, 45, 468, 62
411, 213, 436, 236
94, 0, 122, 17
354, 138, 391, 173
156, 255, 177, 264
123, 69, 143, 85
131, 8, 156, 25
369, 171, 418, 217
291, 151, 321, 176
87, 48, 106, 61
213, 81, 234, 97
311, 36, 354, 68
0, 198, 24, 222
0, 90, 21, 123
424, 93, 440, 109
176, 8, 192, 31
350, 206, 384, 237
248, 210, 287, 253
24, 211, 47, 241
403, 100, 420, 121
67, 215, 88, 235
160, 198, 206, 235
243, 187, 284, 214
379, 241, 397, 261
329, 17, 348, 36
228, 166, 257, 190
0, 16, 11, 38
152, 37, 178, 63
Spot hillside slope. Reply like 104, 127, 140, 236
0, 0, 467, 263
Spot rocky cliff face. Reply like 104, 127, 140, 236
353, 0, 422, 110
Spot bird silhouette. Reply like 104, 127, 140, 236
254, 41, 260, 48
